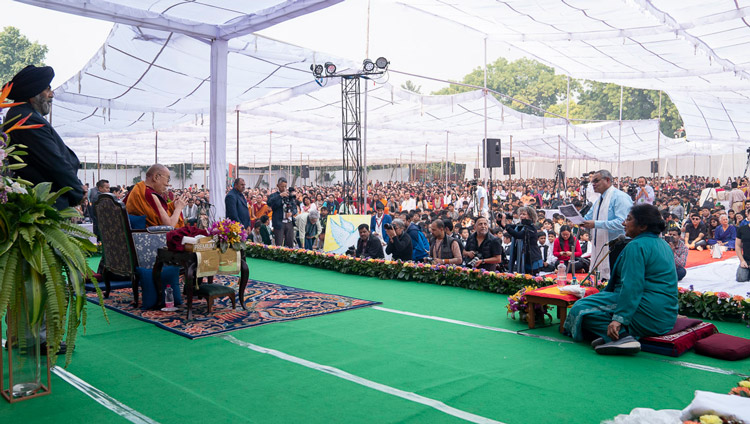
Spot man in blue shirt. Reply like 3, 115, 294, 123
581, 170, 633, 279
225, 178, 250, 228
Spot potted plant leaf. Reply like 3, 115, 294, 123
0, 83, 105, 401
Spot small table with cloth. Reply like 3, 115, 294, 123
525, 285, 600, 333
152, 248, 249, 320
563, 232, 678, 343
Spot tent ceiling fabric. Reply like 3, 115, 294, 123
24, 0, 750, 166
400, 0, 750, 144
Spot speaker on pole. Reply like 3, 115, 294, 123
502, 157, 516, 175
484, 138, 502, 168
301, 165, 310, 178
650, 161, 658, 173
473, 168, 481, 179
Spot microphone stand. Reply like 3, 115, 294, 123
579, 249, 611, 286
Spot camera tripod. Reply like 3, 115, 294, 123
553, 164, 567, 201
743, 147, 750, 178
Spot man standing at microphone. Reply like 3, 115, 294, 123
580, 170, 633, 279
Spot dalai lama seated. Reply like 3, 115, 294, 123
125, 164, 189, 228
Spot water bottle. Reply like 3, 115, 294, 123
556, 263, 567, 286
165, 286, 175, 309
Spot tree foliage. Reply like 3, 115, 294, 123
434, 57, 684, 136
400, 80, 422, 94
0, 27, 48, 85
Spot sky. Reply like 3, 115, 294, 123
0, 0, 520, 94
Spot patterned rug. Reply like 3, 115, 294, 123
86, 275, 380, 339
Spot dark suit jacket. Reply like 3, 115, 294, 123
267, 191, 297, 229
356, 235, 384, 259
370, 213, 393, 243
386, 232, 413, 261
225, 188, 250, 228
6, 103, 84, 210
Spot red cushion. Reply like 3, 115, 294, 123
640, 321, 717, 357
695, 333, 750, 361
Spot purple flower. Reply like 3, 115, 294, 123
690, 285, 694, 291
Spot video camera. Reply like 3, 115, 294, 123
466, 253, 483, 268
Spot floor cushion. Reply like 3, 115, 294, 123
640, 318, 717, 357
694, 333, 750, 361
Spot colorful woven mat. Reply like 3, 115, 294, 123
86, 275, 380, 339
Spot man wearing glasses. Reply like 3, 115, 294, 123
682, 212, 708, 251
580, 170, 633, 279
125, 164, 189, 228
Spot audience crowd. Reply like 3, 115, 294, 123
79, 170, 750, 279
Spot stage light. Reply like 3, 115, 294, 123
363, 59, 375, 72
375, 57, 389, 69
310, 64, 324, 77
325, 62, 336, 75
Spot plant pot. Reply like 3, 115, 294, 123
2, 262, 50, 402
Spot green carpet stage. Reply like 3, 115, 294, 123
3, 257, 750, 423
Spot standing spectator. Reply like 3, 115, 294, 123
635, 176, 655, 205
183, 197, 199, 226
267, 177, 297, 247
667, 228, 688, 281
729, 182, 746, 213
295, 210, 322, 250
225, 178, 250, 229
406, 211, 430, 261
89, 179, 110, 237
5, 65, 87, 210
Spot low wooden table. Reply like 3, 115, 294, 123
152, 248, 249, 320
525, 285, 599, 333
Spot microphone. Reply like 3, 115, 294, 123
607, 235, 627, 248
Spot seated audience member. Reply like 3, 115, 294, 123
429, 218, 462, 265
736, 218, 750, 282
578, 231, 592, 271
666, 228, 688, 281
553, 225, 584, 272
385, 219, 413, 261
355, 224, 384, 259
463, 217, 503, 271
564, 204, 678, 355
125, 164, 187, 228
501, 232, 513, 258
406, 211, 430, 261
682, 213, 707, 250
457, 227, 470, 249
257, 215, 273, 245
707, 214, 736, 249
537, 232, 556, 272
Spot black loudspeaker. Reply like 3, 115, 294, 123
484, 138, 502, 168
502, 157, 516, 175
473, 168, 481, 178
301, 165, 310, 178
650, 161, 658, 173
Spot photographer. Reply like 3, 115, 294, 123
463, 216, 504, 271
666, 228, 688, 281
267, 177, 298, 248
385, 219, 413, 261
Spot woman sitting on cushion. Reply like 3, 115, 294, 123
563, 204, 678, 355
707, 214, 736, 249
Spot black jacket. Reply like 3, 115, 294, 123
6, 103, 84, 209
386, 232, 413, 261
356, 235, 384, 259
225, 188, 250, 228
267, 191, 297, 229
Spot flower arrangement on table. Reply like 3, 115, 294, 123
506, 286, 551, 322
209, 218, 249, 253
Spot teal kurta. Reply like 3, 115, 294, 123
564, 232, 678, 342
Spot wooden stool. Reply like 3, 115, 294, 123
524, 285, 600, 333
194, 283, 236, 314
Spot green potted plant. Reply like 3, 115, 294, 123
0, 83, 105, 401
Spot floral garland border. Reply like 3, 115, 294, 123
245, 243, 750, 325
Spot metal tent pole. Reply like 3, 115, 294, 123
565, 75, 570, 178
236, 110, 240, 179
115, 151, 118, 187
509, 135, 513, 180
155, 131, 158, 164
657, 91, 662, 177
203, 138, 207, 190
97, 135, 100, 181
483, 37, 488, 183
269, 131, 272, 186
617, 85, 623, 187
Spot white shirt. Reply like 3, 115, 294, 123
475, 185, 488, 212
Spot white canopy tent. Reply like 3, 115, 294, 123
13, 0, 750, 213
